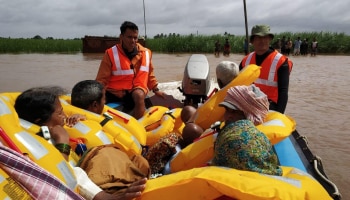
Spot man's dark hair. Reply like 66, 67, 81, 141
71, 80, 104, 110
120, 21, 138, 34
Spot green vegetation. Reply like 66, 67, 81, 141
1, 31, 350, 54
0, 37, 81, 53
147, 32, 350, 54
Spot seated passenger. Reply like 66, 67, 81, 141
142, 105, 203, 175
211, 85, 282, 176
215, 61, 239, 89
71, 80, 106, 115
14, 86, 147, 200
70, 80, 151, 193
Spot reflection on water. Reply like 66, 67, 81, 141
0, 53, 350, 199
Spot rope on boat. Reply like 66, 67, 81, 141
313, 156, 342, 200
293, 130, 342, 199
297, 134, 308, 145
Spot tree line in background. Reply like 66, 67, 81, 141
1, 31, 349, 54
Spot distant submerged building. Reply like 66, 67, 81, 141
82, 35, 145, 53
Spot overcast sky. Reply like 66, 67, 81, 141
1, 0, 349, 39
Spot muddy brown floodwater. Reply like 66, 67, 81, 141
1, 53, 350, 199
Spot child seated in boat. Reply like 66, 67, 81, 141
143, 105, 203, 175
14, 86, 148, 200
211, 85, 282, 176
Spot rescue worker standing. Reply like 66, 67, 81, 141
96, 21, 166, 119
239, 25, 293, 113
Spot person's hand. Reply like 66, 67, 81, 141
65, 114, 86, 127
120, 178, 147, 199
93, 178, 147, 200
49, 125, 70, 144
154, 90, 167, 99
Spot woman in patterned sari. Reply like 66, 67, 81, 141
212, 85, 282, 176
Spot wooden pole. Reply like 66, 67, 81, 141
243, 0, 249, 53
143, 0, 147, 38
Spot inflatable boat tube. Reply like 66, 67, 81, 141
138, 166, 331, 200
194, 64, 260, 130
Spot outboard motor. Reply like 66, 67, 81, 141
179, 54, 211, 107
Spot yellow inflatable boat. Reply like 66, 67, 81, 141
138, 166, 332, 200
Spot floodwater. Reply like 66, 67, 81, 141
1, 53, 350, 199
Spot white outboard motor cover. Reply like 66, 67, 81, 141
182, 54, 210, 96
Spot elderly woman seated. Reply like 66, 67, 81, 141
211, 85, 282, 176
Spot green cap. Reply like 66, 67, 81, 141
250, 25, 274, 41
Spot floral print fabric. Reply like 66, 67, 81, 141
212, 120, 282, 176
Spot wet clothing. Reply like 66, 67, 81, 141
212, 120, 282, 176
240, 48, 292, 113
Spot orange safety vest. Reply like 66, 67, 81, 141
106, 45, 150, 91
242, 51, 292, 103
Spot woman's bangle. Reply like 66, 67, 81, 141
55, 143, 71, 156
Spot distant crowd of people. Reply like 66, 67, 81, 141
214, 38, 232, 57
214, 35, 319, 58
273, 36, 318, 56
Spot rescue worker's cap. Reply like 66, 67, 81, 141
250, 25, 274, 41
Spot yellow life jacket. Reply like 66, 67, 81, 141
0, 93, 78, 191
194, 64, 261, 130
165, 107, 184, 135
139, 106, 175, 146
102, 106, 147, 146
257, 111, 296, 144
139, 106, 170, 128
138, 166, 331, 200
60, 97, 143, 156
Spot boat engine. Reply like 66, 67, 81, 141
178, 54, 211, 108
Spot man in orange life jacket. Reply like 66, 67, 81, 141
96, 21, 166, 119
239, 25, 293, 113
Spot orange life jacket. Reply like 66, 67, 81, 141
242, 51, 292, 103
106, 45, 150, 91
